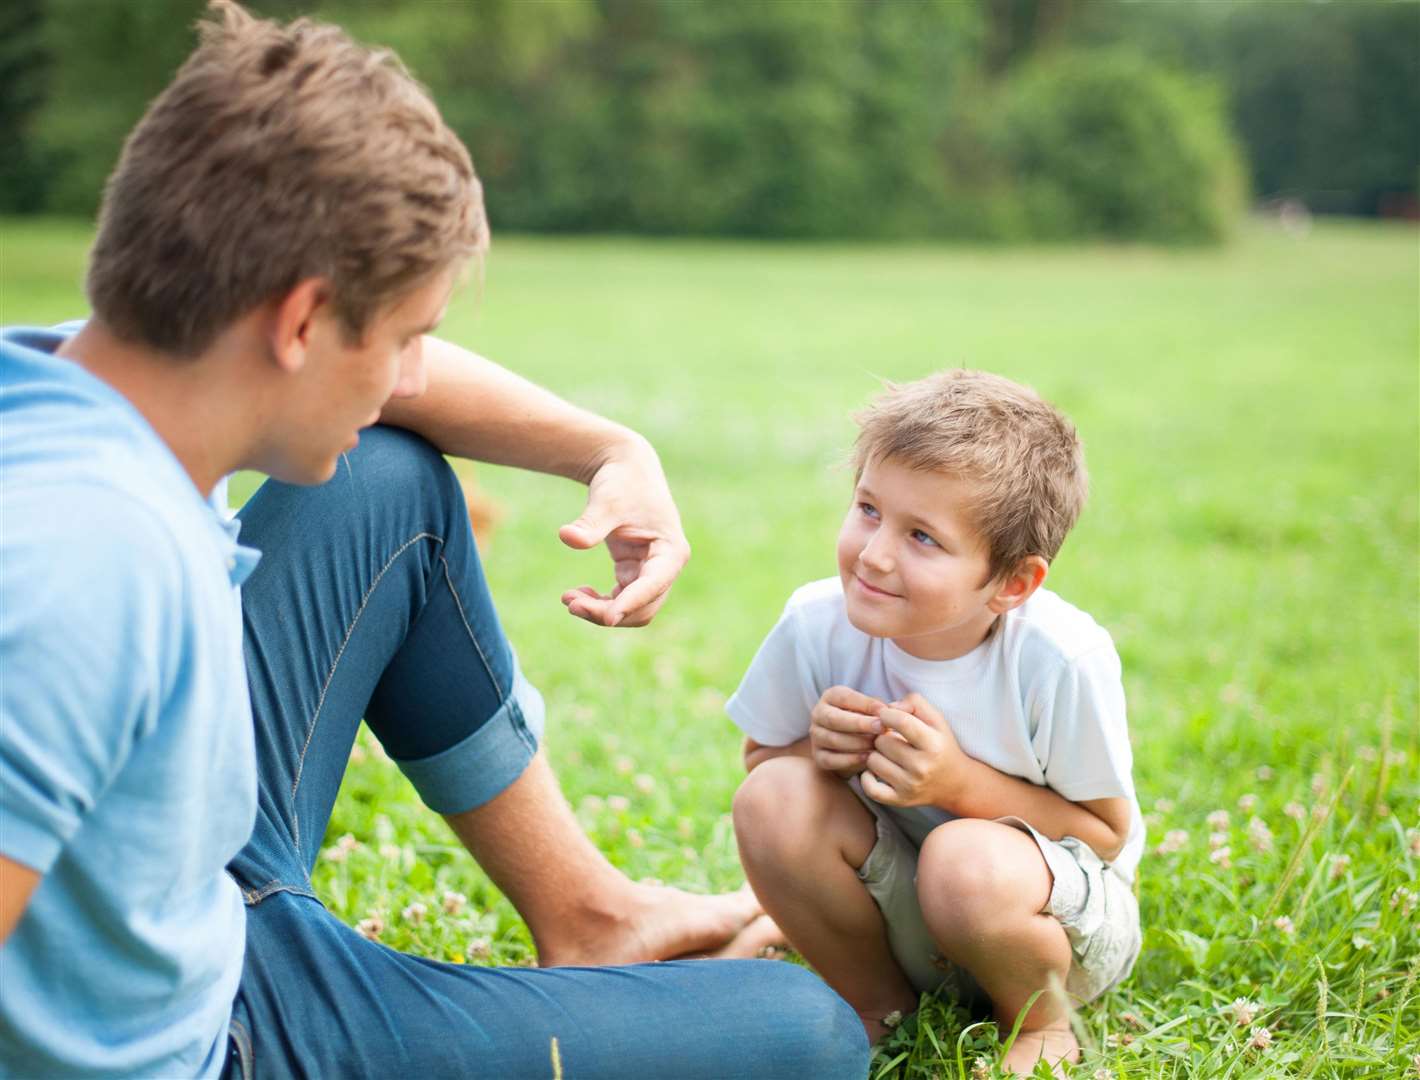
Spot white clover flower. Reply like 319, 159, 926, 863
1209, 846, 1232, 868
467, 936, 491, 958
613, 755, 635, 775
1255, 766, 1274, 781
1284, 802, 1306, 821
1330, 854, 1351, 880
882, 1010, 902, 1029
336, 833, 360, 852
1249, 1027, 1273, 1050
970, 1056, 990, 1080
1154, 830, 1189, 855
633, 773, 657, 794
442, 891, 468, 916
349, 744, 368, 765
1154, 797, 1175, 814
1247, 817, 1274, 852
626, 828, 645, 849
1408, 830, 1420, 857
1209, 831, 1229, 850
1274, 915, 1295, 935
357, 914, 384, 940
401, 901, 427, 926
580, 795, 606, 814
1231, 998, 1259, 1026
1207, 810, 1231, 830
320, 845, 347, 863
1390, 887, 1417, 915
1093, 1070, 1115, 1080
607, 795, 631, 813
378, 842, 402, 862
676, 817, 694, 839
1238, 793, 1258, 813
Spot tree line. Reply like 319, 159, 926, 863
3, 0, 1416, 242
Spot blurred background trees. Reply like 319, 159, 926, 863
5, 0, 1416, 242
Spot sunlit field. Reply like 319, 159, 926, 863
4, 217, 1416, 1077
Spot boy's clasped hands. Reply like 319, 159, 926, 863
810, 686, 968, 808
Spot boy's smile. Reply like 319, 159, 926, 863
836, 456, 1022, 661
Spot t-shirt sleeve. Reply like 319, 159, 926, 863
0, 489, 180, 874
725, 599, 822, 747
1034, 643, 1134, 803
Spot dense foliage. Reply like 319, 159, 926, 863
4, 0, 1416, 237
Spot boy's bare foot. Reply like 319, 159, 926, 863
859, 1003, 915, 1046
1000, 1025, 1079, 1077
536, 882, 762, 966
684, 912, 787, 960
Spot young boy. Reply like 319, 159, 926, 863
730, 370, 1143, 1075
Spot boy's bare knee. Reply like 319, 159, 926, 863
917, 820, 1042, 935
732, 756, 817, 846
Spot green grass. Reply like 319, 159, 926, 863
3, 217, 1417, 1077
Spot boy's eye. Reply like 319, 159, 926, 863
911, 529, 939, 548
858, 502, 879, 520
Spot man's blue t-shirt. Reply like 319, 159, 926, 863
0, 325, 259, 1077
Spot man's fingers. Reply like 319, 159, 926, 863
812, 704, 883, 736
604, 552, 678, 626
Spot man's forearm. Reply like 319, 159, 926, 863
941, 758, 1126, 861
379, 336, 646, 482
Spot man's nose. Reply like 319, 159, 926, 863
390, 338, 427, 399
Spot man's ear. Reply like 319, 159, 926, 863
987, 555, 1048, 614
268, 278, 332, 374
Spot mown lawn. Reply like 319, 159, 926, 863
3, 217, 1416, 1077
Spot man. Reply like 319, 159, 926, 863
0, 3, 867, 1077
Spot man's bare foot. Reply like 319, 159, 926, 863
535, 882, 762, 966
1000, 1025, 1079, 1077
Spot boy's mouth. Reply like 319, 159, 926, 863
853, 574, 901, 599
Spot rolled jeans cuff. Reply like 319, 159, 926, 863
392, 660, 545, 815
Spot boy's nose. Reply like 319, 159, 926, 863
858, 532, 894, 572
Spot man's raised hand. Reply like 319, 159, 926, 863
558, 439, 690, 628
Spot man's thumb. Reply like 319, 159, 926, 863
559, 513, 612, 550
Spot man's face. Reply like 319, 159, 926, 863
835, 456, 1003, 661
274, 271, 453, 484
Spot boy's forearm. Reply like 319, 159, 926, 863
743, 736, 811, 772
940, 757, 1125, 862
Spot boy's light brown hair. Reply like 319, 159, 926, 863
851, 370, 1088, 583
87, 0, 485, 357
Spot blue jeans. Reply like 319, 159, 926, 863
223, 426, 868, 1079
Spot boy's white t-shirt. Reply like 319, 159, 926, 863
727, 577, 1145, 883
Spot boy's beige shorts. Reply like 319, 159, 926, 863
853, 792, 1141, 1004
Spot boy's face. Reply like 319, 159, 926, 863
836, 456, 1006, 661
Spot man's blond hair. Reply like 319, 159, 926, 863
851, 370, 1088, 582
86, 0, 486, 356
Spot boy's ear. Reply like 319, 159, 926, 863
987, 555, 1048, 614
267, 277, 332, 375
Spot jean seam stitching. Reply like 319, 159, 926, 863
229, 1018, 253, 1080
289, 531, 443, 861
439, 553, 507, 699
